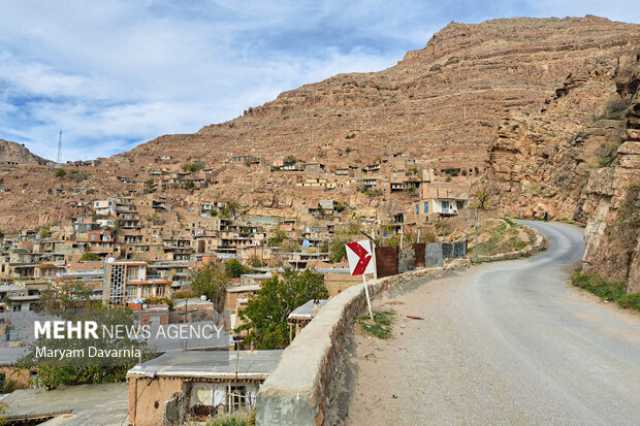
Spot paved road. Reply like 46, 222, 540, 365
346, 222, 640, 426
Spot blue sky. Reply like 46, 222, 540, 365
0, 1, 638, 161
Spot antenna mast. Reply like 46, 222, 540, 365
57, 130, 62, 163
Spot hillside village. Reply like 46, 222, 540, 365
0, 145, 492, 424
0, 148, 481, 310
1, 14, 640, 426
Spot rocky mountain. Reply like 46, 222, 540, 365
1, 16, 640, 290
488, 32, 640, 293
0, 140, 48, 165
579, 52, 640, 292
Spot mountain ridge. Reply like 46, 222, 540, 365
2, 16, 640, 293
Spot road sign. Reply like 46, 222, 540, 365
346, 240, 376, 276
345, 240, 377, 320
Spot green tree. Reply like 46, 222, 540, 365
182, 160, 205, 173
19, 305, 149, 389
329, 236, 348, 262
237, 270, 328, 349
0, 402, 6, 426
267, 229, 288, 247
38, 226, 52, 238
221, 200, 240, 219
471, 178, 496, 210
38, 281, 94, 316
191, 263, 229, 313
144, 178, 156, 194
281, 239, 301, 253
248, 255, 265, 268
328, 224, 362, 262
80, 252, 101, 261
55, 168, 66, 178
224, 259, 248, 278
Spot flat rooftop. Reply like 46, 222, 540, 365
288, 299, 328, 321
0, 383, 127, 426
226, 284, 261, 293
0, 346, 28, 366
127, 349, 283, 381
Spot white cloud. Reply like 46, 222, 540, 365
0, 0, 637, 160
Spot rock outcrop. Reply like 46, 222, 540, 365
0, 140, 48, 164
579, 52, 640, 292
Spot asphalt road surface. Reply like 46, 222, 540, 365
346, 222, 640, 426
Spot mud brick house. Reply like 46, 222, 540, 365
225, 284, 261, 331
93, 198, 117, 217
127, 350, 282, 426
172, 297, 216, 323
416, 182, 470, 220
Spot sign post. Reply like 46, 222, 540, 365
345, 240, 376, 320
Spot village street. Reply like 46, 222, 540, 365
346, 222, 640, 426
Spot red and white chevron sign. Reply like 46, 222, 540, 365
345, 240, 376, 276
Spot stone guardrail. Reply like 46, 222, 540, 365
255, 266, 446, 426
256, 224, 545, 425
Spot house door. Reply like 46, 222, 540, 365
441, 200, 450, 214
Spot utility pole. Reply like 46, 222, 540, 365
57, 130, 63, 164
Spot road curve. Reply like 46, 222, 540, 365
346, 222, 640, 426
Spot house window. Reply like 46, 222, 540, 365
415, 204, 419, 215
229, 385, 248, 412
423, 201, 429, 215
156, 286, 165, 297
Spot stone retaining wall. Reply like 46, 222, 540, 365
255, 267, 443, 426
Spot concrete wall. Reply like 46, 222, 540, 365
255, 267, 442, 426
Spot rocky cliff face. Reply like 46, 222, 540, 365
0, 140, 47, 164
492, 42, 640, 292
579, 52, 640, 292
